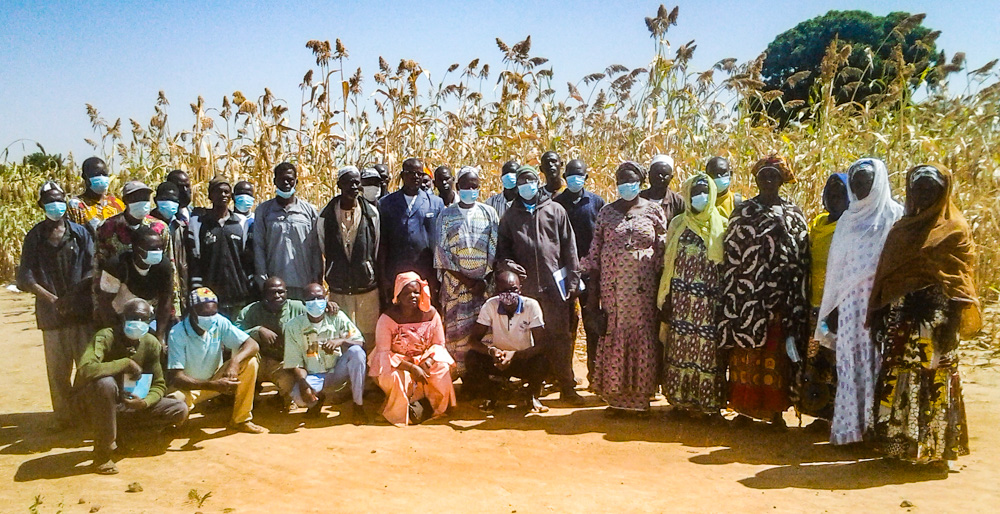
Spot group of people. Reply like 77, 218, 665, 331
17, 149, 980, 475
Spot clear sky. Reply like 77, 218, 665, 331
2, 0, 998, 163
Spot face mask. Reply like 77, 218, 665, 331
565, 175, 586, 193
44, 201, 67, 221
234, 194, 254, 213
457, 189, 479, 204
123, 320, 149, 340
617, 182, 641, 201
714, 175, 731, 192
128, 200, 151, 218
498, 291, 520, 309
517, 181, 538, 201
88, 175, 111, 194
690, 193, 710, 212
141, 249, 163, 266
501, 173, 518, 190
156, 200, 179, 220
275, 187, 295, 199
362, 186, 380, 203
196, 314, 218, 331
305, 298, 328, 317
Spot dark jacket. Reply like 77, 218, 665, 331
17, 219, 95, 330
554, 190, 606, 259
377, 189, 444, 288
496, 194, 580, 303
188, 210, 256, 306
320, 196, 380, 295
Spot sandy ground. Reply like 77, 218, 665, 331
1, 289, 999, 513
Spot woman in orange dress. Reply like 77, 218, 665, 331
369, 272, 456, 425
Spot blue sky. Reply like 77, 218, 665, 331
2, 0, 998, 163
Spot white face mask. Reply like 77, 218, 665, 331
362, 185, 380, 203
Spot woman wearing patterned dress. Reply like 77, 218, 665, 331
868, 164, 980, 467
816, 158, 903, 445
433, 166, 499, 377
718, 155, 811, 428
369, 272, 456, 426
584, 162, 667, 416
657, 173, 728, 418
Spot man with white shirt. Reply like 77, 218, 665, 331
465, 271, 549, 413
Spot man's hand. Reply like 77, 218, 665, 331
497, 350, 515, 369
121, 394, 147, 411
299, 382, 318, 404
211, 377, 240, 394
325, 301, 340, 316
123, 359, 142, 377
256, 327, 279, 347
321, 339, 343, 354
223, 361, 240, 382
42, 291, 59, 305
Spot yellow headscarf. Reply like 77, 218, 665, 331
657, 173, 729, 308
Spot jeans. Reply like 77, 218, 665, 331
290, 344, 367, 407
84, 376, 188, 453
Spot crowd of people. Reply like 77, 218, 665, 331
17, 151, 981, 475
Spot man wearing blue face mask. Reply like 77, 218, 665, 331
283, 283, 369, 423
67, 157, 125, 233
167, 287, 265, 434
496, 165, 584, 405
18, 181, 96, 431
96, 226, 174, 343
486, 159, 520, 219
554, 159, 606, 382
76, 298, 188, 474
190, 178, 257, 319
152, 181, 190, 316
95, 180, 170, 273
253, 162, 322, 300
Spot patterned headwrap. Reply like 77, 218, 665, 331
39, 180, 64, 196
751, 154, 795, 183
618, 161, 648, 184
188, 286, 219, 306
393, 272, 431, 312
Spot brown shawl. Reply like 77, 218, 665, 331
867, 164, 981, 336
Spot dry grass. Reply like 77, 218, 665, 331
2, 5, 998, 302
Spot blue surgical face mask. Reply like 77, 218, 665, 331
141, 249, 163, 266
275, 187, 295, 199
617, 182, 641, 201
305, 298, 328, 317
517, 181, 538, 201
234, 194, 254, 213
714, 175, 731, 192
457, 189, 479, 204
565, 175, 586, 193
128, 200, 151, 219
123, 320, 150, 340
44, 201, 67, 221
89, 175, 111, 194
196, 314, 218, 331
501, 173, 518, 190
690, 193, 710, 213
156, 200, 179, 220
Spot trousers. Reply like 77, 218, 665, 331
84, 376, 188, 453
290, 344, 367, 407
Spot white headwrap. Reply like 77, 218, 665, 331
816, 157, 904, 340
39, 180, 64, 196
456, 165, 480, 183
337, 165, 359, 179
650, 154, 674, 169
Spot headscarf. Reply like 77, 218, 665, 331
657, 173, 728, 307
393, 271, 432, 312
751, 154, 795, 184
617, 161, 647, 184
868, 164, 981, 335
815, 158, 903, 338
189, 286, 219, 306
39, 180, 63, 196
809, 173, 849, 306
650, 154, 675, 171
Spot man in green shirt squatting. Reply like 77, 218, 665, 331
76, 298, 189, 474
167, 287, 265, 434
284, 283, 369, 424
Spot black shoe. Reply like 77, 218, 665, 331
352, 403, 371, 425
306, 393, 327, 418
560, 390, 586, 406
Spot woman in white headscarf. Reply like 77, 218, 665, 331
816, 157, 903, 445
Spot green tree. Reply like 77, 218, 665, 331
759, 10, 942, 122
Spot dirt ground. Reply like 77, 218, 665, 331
1, 289, 999, 513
